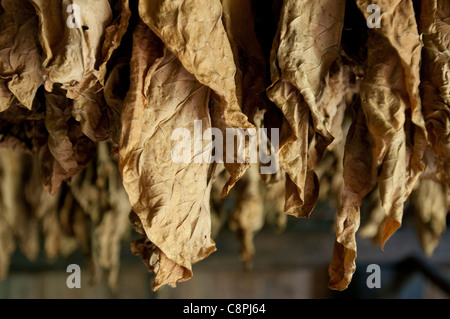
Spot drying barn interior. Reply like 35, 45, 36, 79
0, 0, 449, 299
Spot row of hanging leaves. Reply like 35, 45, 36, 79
0, 0, 448, 292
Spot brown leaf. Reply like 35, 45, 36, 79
330, 0, 428, 290
0, 99, 44, 153
419, 0, 450, 185
357, 0, 427, 247
411, 178, 448, 257
0, 0, 43, 111
229, 163, 265, 270
0, 148, 39, 262
97, 0, 131, 87
119, 22, 216, 290
39, 89, 96, 194
103, 60, 130, 150
139, 0, 255, 194
72, 88, 110, 142
138, 0, 252, 128
35, 186, 66, 259
221, 0, 268, 121
0, 213, 15, 280
30, 0, 113, 96
71, 141, 131, 291
329, 99, 375, 291
267, 0, 346, 217
358, 186, 385, 245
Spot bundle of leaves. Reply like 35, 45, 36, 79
0, 0, 448, 291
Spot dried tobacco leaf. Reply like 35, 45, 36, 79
411, 178, 448, 257
0, 213, 14, 280
209, 164, 229, 238
139, 0, 254, 194
315, 55, 362, 208
0, 148, 40, 262
39, 89, 96, 195
218, 0, 282, 266
35, 186, 69, 259
329, 0, 428, 290
97, 0, 131, 87
357, 0, 427, 235
103, 60, 130, 149
72, 88, 111, 142
267, 0, 346, 217
70, 141, 131, 291
328, 99, 374, 291
419, 0, 450, 186
30, 0, 113, 97
119, 22, 215, 290
261, 173, 287, 233
358, 186, 385, 245
229, 163, 265, 270
0, 98, 44, 153
0, 0, 43, 111
221, 0, 268, 122
138, 0, 252, 128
